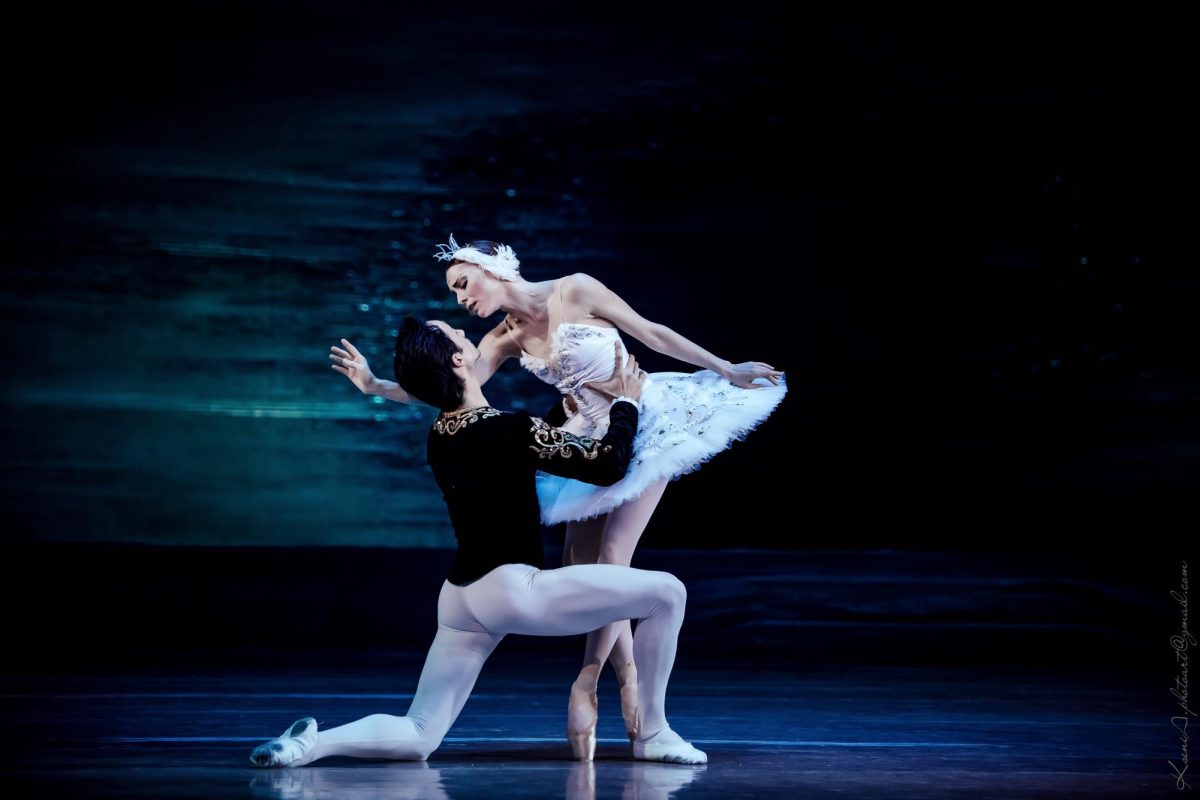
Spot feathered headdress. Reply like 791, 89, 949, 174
433, 233, 521, 281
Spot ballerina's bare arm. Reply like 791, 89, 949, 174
563, 273, 784, 389
470, 320, 521, 385
330, 322, 519, 405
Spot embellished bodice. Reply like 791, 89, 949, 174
518, 322, 624, 437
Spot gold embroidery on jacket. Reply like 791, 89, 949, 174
528, 417, 602, 460
435, 406, 501, 435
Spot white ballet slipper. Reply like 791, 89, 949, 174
249, 717, 318, 768
632, 727, 707, 765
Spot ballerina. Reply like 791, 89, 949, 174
331, 235, 785, 758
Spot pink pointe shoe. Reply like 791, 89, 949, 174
567, 684, 599, 761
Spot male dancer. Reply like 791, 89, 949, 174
249, 318, 706, 766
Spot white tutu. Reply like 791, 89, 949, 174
535, 369, 787, 524
510, 319, 787, 525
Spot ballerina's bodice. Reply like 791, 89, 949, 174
518, 322, 625, 436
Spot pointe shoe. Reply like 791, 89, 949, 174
249, 717, 318, 768
567, 685, 598, 761
619, 680, 639, 742
632, 727, 708, 765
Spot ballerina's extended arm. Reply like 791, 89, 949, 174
563, 273, 783, 389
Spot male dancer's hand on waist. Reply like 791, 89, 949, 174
583, 341, 646, 407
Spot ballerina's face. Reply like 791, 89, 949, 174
446, 263, 504, 319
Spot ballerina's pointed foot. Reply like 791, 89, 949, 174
632, 727, 707, 765
249, 717, 318, 768
567, 685, 598, 761
619, 680, 640, 742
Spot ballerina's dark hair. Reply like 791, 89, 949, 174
393, 317, 465, 411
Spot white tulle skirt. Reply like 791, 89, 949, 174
535, 370, 787, 525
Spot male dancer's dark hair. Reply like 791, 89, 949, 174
393, 317, 464, 411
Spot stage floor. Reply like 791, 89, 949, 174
2, 655, 1177, 799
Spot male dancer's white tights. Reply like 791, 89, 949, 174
293, 562, 686, 764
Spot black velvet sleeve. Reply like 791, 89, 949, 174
542, 397, 569, 428
521, 400, 638, 486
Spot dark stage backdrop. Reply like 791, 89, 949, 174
1, 4, 1187, 550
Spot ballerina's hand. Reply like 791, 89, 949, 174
725, 361, 784, 389
330, 338, 378, 395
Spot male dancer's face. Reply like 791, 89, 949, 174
427, 320, 480, 367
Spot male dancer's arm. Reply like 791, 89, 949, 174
523, 399, 638, 487
542, 397, 570, 427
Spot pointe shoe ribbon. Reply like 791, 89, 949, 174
619, 680, 639, 742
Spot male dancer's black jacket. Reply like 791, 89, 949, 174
426, 400, 639, 586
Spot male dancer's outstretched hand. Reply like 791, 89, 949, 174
330, 338, 379, 394
583, 341, 646, 404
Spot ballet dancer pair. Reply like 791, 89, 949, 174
249, 319, 706, 766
